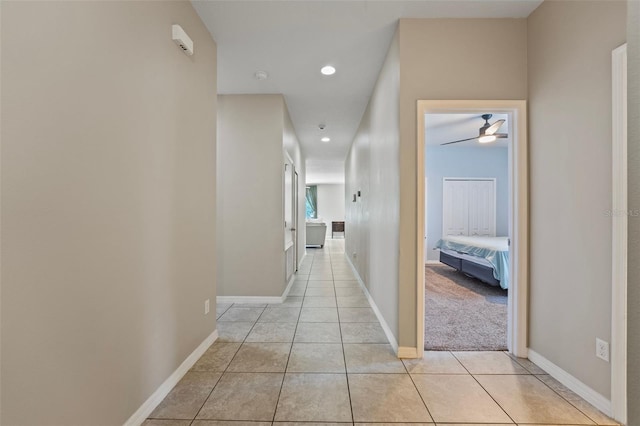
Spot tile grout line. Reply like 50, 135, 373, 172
150, 306, 267, 422
506, 353, 610, 424
333, 250, 356, 424
216, 302, 233, 319
529, 372, 604, 425
402, 359, 436, 423
450, 351, 517, 425
270, 250, 316, 423
190, 304, 268, 422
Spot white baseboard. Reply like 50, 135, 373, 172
345, 256, 399, 354
217, 296, 283, 304
425, 260, 442, 265
527, 349, 612, 417
218, 273, 299, 306
123, 329, 218, 426
398, 346, 419, 358
281, 274, 296, 300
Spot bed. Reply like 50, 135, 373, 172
435, 236, 509, 290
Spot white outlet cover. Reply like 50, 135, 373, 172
596, 338, 609, 362
204, 299, 210, 315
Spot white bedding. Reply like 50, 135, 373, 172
442, 235, 509, 252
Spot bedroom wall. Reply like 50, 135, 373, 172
1, 1, 217, 424
217, 94, 305, 297
316, 184, 346, 239
627, 1, 640, 423
346, 30, 400, 344
425, 146, 509, 262
396, 18, 528, 349
527, 0, 626, 399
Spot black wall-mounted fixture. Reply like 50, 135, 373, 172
357, 190, 361, 197
352, 194, 357, 202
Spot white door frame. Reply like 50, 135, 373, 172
610, 43, 627, 425
294, 170, 299, 271
417, 100, 528, 358
425, 177, 432, 264
283, 151, 296, 282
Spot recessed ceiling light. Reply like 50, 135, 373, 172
321, 137, 331, 143
320, 65, 336, 76
254, 70, 269, 80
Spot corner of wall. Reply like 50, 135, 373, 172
626, 1, 640, 424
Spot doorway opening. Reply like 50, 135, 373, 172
416, 100, 528, 358
426, 173, 507, 350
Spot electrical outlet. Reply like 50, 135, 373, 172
204, 299, 210, 315
596, 338, 609, 362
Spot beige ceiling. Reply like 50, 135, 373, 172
193, 0, 541, 183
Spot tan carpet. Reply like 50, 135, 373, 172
425, 264, 507, 351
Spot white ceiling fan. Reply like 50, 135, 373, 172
441, 114, 507, 145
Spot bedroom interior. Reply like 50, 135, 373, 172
424, 112, 511, 351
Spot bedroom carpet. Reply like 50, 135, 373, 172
425, 264, 507, 351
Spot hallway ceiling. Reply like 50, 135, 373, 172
193, 0, 541, 184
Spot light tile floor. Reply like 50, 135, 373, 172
144, 239, 618, 426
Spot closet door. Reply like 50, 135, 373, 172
442, 180, 469, 236
468, 180, 496, 236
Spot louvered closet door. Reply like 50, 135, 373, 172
468, 180, 496, 236
442, 180, 469, 236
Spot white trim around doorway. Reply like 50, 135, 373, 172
610, 43, 627, 425
416, 100, 529, 359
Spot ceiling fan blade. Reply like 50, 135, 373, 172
495, 133, 508, 138
440, 136, 478, 146
485, 119, 506, 135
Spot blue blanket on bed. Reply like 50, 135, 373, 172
435, 239, 509, 290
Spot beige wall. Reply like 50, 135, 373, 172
346, 31, 401, 342
0, 1, 217, 424
217, 94, 305, 297
396, 18, 528, 348
627, 1, 639, 423
217, 95, 284, 297
345, 107, 371, 287
527, 0, 626, 398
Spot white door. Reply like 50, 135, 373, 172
442, 180, 469, 236
293, 171, 299, 271
443, 178, 496, 237
468, 180, 496, 236
283, 155, 295, 281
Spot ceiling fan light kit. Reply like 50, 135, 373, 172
441, 113, 508, 146
478, 135, 497, 143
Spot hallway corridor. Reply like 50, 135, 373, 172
144, 240, 617, 426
